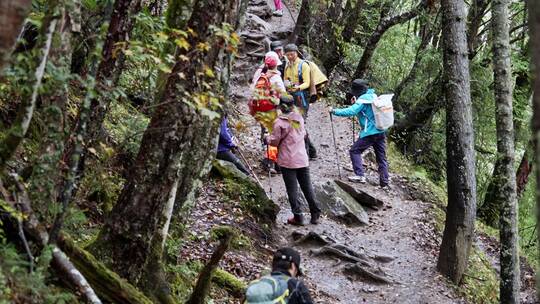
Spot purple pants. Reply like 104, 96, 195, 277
350, 133, 389, 186
274, 0, 282, 10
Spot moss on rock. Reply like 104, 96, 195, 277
211, 159, 279, 224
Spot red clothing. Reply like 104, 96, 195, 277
267, 112, 308, 169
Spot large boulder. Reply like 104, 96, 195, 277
245, 13, 271, 33
312, 180, 369, 226
211, 160, 279, 224
334, 180, 384, 210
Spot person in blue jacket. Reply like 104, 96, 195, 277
217, 116, 250, 176
329, 79, 389, 188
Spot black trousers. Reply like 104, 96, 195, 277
216, 150, 250, 175
281, 167, 321, 216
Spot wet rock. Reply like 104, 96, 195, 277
312, 180, 369, 226
211, 159, 279, 224
334, 179, 385, 210
245, 13, 271, 33
248, 0, 273, 20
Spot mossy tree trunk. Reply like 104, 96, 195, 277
491, 0, 520, 301
0, 1, 60, 170
91, 0, 240, 301
437, 0, 476, 284
186, 229, 233, 304
0, 0, 32, 74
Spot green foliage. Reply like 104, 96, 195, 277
517, 173, 538, 265
459, 247, 499, 304
0, 243, 76, 303
104, 101, 149, 157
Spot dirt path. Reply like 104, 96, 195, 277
231, 1, 467, 303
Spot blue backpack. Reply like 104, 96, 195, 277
245, 274, 291, 303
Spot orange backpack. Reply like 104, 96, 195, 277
248, 73, 278, 115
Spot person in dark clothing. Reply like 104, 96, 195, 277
216, 116, 250, 176
270, 247, 313, 304
270, 41, 286, 79
245, 247, 314, 304
266, 96, 321, 225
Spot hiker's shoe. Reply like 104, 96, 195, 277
287, 216, 304, 226
380, 184, 391, 191
348, 175, 367, 183
310, 213, 321, 225
273, 9, 283, 16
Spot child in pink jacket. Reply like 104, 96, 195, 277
266, 96, 321, 225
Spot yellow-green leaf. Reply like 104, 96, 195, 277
175, 38, 190, 50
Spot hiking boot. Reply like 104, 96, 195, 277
310, 212, 321, 225
380, 184, 391, 191
348, 175, 367, 183
273, 9, 283, 16
287, 215, 304, 226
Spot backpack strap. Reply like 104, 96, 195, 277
297, 60, 306, 84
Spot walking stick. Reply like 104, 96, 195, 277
329, 113, 343, 179
352, 118, 356, 144
236, 146, 265, 189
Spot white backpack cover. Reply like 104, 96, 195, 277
371, 94, 394, 131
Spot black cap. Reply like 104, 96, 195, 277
270, 41, 283, 51
283, 43, 299, 53
348, 79, 368, 97
273, 247, 303, 276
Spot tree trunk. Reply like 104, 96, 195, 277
290, 0, 311, 44
86, 0, 142, 146
0, 0, 32, 74
466, 0, 489, 59
491, 0, 520, 301
437, 0, 476, 284
91, 0, 240, 301
341, 0, 366, 43
0, 4, 60, 170
528, 1, 540, 299
186, 229, 233, 304
352, 0, 427, 80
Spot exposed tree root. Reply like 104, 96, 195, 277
310, 245, 372, 266
343, 263, 393, 284
292, 231, 335, 247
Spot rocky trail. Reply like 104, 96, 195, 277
229, 1, 467, 303
182, 1, 537, 303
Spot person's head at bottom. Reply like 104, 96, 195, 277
272, 247, 303, 277
279, 95, 295, 114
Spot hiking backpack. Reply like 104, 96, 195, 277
245, 274, 291, 304
248, 73, 278, 116
297, 60, 328, 102
371, 94, 394, 131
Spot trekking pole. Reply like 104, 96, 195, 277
352, 118, 356, 144
329, 113, 343, 179
236, 146, 265, 189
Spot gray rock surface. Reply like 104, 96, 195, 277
313, 180, 369, 226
